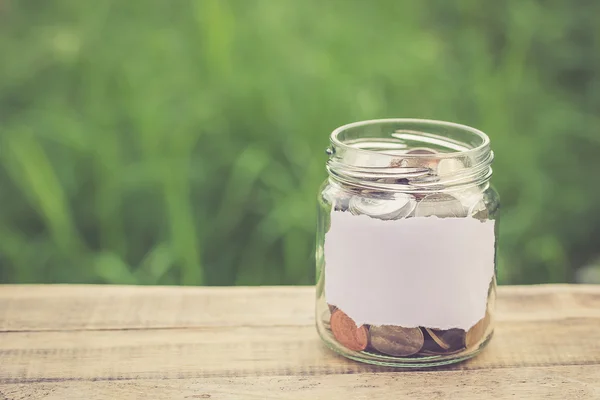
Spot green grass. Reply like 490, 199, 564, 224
0, 0, 599, 285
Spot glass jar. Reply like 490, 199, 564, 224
315, 119, 499, 367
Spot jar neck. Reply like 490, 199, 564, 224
326, 119, 494, 194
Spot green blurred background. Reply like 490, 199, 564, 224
0, 0, 599, 286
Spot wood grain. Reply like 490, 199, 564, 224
1, 319, 599, 383
1, 366, 599, 400
0, 284, 599, 398
1, 284, 598, 332
0, 285, 315, 331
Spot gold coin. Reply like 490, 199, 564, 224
466, 312, 491, 348
330, 310, 369, 352
369, 325, 424, 356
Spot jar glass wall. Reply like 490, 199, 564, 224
315, 119, 499, 367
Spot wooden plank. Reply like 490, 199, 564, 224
1, 284, 600, 398
1, 317, 599, 383
0, 286, 315, 331
1, 365, 599, 399
0, 284, 599, 332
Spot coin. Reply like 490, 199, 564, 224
414, 193, 467, 218
349, 194, 416, 220
425, 328, 466, 351
419, 348, 465, 356
369, 325, 424, 356
465, 197, 490, 221
322, 185, 352, 212
453, 185, 484, 212
333, 197, 351, 212
330, 310, 369, 352
389, 158, 407, 168
407, 148, 438, 169
470, 203, 489, 221
466, 311, 491, 348
424, 328, 451, 350
436, 158, 465, 176
390, 148, 438, 169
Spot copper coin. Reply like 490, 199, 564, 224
466, 311, 491, 348
408, 148, 439, 170
330, 310, 369, 352
369, 325, 424, 356
425, 328, 466, 351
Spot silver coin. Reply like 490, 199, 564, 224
349, 194, 416, 220
436, 158, 464, 176
414, 193, 467, 218
322, 185, 351, 211
454, 186, 486, 216
469, 200, 489, 221
370, 325, 424, 356
390, 148, 439, 169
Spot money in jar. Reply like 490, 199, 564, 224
315, 119, 499, 367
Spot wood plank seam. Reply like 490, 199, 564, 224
2, 361, 600, 385
2, 366, 600, 400
0, 324, 321, 334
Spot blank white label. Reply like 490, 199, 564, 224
324, 212, 495, 331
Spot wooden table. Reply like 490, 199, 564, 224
0, 285, 599, 399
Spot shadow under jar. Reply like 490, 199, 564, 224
316, 119, 499, 367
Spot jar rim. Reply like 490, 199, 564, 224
327, 118, 493, 193
330, 118, 490, 159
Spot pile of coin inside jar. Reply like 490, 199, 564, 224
325, 148, 489, 221
321, 301, 492, 357
321, 147, 494, 357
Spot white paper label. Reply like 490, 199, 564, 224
324, 212, 495, 331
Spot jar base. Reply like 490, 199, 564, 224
318, 324, 493, 368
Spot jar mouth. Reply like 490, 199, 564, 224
327, 119, 493, 193
330, 118, 490, 159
